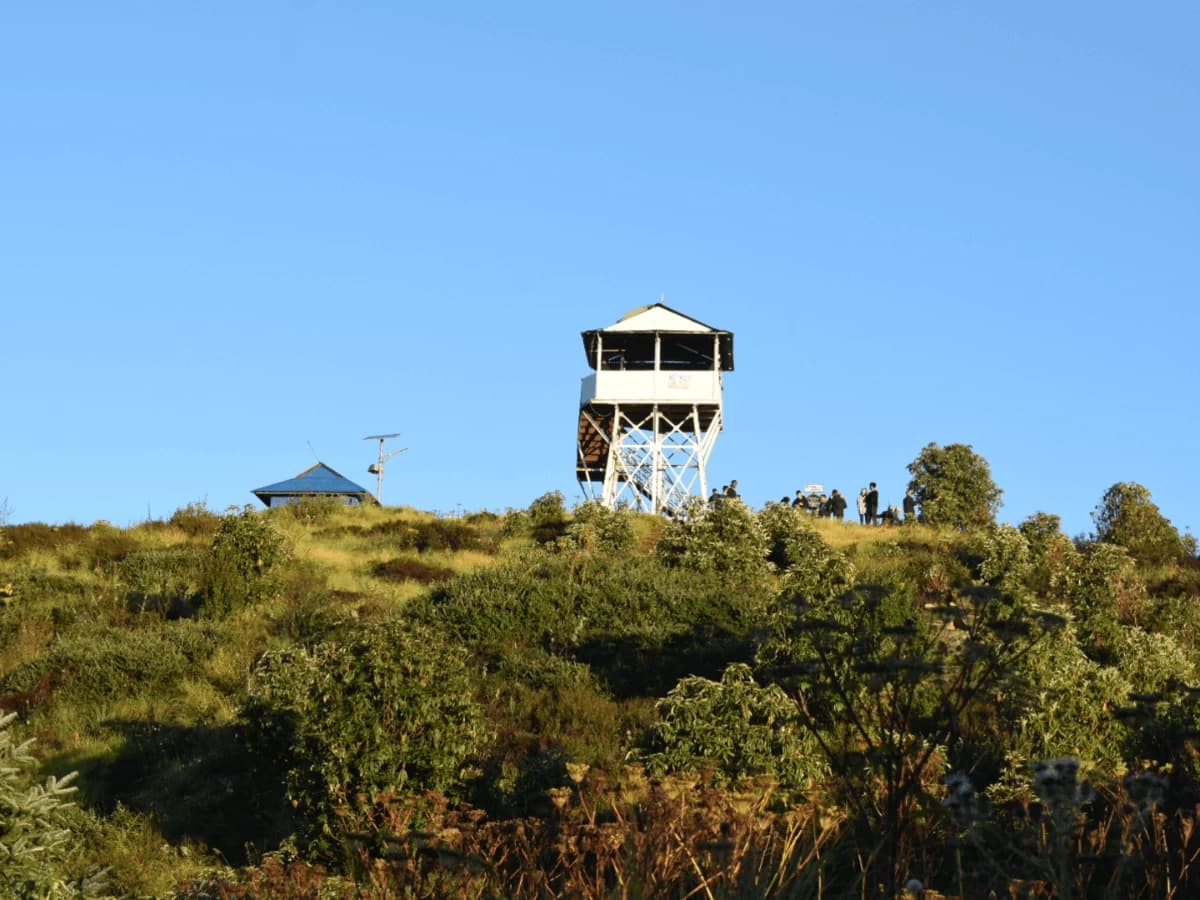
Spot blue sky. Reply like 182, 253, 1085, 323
2, 3, 1197, 542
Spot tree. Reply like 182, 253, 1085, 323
0, 713, 101, 896
1092, 482, 1189, 567
906, 443, 1002, 529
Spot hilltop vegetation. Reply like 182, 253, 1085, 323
0, 469, 1198, 897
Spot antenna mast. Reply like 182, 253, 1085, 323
363, 433, 407, 503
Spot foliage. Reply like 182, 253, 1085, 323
1093, 482, 1190, 567
906, 442, 1002, 529
0, 713, 103, 897
168, 501, 222, 538
1019, 511, 1078, 596
656, 500, 771, 587
119, 547, 205, 615
977, 524, 1033, 601
778, 524, 855, 604
994, 625, 1131, 784
755, 502, 810, 570
760, 582, 1063, 896
203, 506, 290, 616
1054, 542, 1146, 663
0, 621, 221, 713
7, 475, 1200, 897
372, 557, 456, 584
561, 501, 637, 555
418, 549, 771, 696
243, 622, 491, 853
640, 663, 824, 787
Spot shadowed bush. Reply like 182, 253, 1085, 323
373, 557, 456, 584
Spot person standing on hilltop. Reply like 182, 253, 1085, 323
830, 489, 847, 520
866, 482, 880, 525
857, 488, 868, 524
903, 488, 918, 523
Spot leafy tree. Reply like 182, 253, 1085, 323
1092, 482, 1189, 567
906, 442, 1002, 529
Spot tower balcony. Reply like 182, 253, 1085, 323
580, 370, 723, 407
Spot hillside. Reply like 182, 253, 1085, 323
1, 488, 1199, 897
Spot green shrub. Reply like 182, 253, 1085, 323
655, 500, 771, 588
120, 547, 205, 616
756, 503, 812, 570
169, 501, 222, 538
640, 663, 823, 787
203, 507, 290, 616
274, 496, 343, 524
0, 622, 220, 711
364, 518, 487, 553
562, 502, 636, 554
994, 625, 1130, 783
419, 549, 772, 695
244, 622, 491, 854
779, 525, 855, 604
0, 523, 89, 559
1055, 542, 1145, 663
0, 713, 102, 896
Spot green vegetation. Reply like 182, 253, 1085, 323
907, 441, 1003, 529
0, 470, 1198, 897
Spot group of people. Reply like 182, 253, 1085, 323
713, 479, 921, 525
779, 488, 849, 519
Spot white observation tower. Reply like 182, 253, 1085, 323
576, 303, 734, 515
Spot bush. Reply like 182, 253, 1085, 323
203, 507, 290, 616
244, 622, 491, 854
0, 622, 221, 712
561, 502, 636, 555
0, 713, 101, 896
420, 549, 772, 696
365, 518, 487, 553
168, 501, 222, 538
656, 500, 771, 588
779, 526, 855, 604
120, 547, 205, 616
0, 522, 89, 559
372, 557, 456, 584
640, 663, 824, 787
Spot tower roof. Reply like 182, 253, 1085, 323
252, 462, 374, 506
581, 302, 734, 370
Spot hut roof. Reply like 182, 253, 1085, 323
252, 462, 374, 506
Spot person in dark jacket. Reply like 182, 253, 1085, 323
866, 482, 879, 525
903, 489, 918, 523
829, 489, 848, 520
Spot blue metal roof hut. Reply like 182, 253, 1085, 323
252, 462, 375, 508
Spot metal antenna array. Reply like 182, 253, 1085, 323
363, 433, 407, 504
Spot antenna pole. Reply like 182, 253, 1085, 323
363, 433, 406, 504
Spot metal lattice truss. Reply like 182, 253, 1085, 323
578, 404, 722, 516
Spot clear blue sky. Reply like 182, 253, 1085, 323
3, 3, 1197, 542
